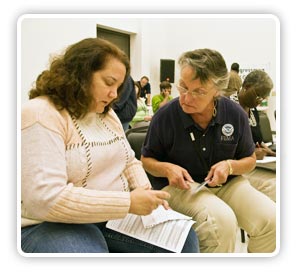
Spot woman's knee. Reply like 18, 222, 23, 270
181, 227, 200, 253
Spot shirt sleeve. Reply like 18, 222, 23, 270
152, 95, 162, 113
112, 76, 137, 122
124, 157, 152, 190
141, 114, 167, 160
145, 83, 151, 94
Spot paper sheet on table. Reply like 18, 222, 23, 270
256, 156, 276, 164
106, 207, 195, 253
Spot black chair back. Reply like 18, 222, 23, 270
258, 111, 276, 152
125, 125, 150, 160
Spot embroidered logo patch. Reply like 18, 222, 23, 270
222, 124, 234, 137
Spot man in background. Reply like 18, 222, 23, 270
231, 62, 240, 74
138, 76, 151, 106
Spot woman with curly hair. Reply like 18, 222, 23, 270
21, 38, 198, 253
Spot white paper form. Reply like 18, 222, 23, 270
106, 207, 195, 253
141, 205, 192, 228
256, 156, 276, 164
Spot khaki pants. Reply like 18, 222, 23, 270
244, 168, 276, 202
162, 176, 276, 253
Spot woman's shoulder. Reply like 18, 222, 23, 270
22, 96, 55, 112
21, 96, 71, 133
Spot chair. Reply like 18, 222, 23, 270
125, 125, 150, 160
258, 111, 276, 152
125, 125, 155, 182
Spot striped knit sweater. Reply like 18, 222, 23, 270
21, 96, 151, 227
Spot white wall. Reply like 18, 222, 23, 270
19, 14, 278, 130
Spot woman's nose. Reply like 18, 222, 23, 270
109, 87, 118, 99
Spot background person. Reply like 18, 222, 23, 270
152, 81, 173, 113
231, 69, 276, 201
113, 75, 137, 131
130, 81, 152, 128
230, 62, 240, 74
138, 76, 151, 106
21, 38, 198, 253
222, 68, 242, 98
141, 48, 276, 253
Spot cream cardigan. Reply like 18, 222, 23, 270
21, 96, 151, 227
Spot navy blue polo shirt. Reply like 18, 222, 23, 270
142, 96, 255, 189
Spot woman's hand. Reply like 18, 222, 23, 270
144, 116, 152, 122
256, 142, 276, 159
129, 187, 170, 215
255, 147, 266, 160
261, 145, 276, 157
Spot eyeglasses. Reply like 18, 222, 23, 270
175, 84, 208, 97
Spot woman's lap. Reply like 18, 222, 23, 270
21, 221, 199, 253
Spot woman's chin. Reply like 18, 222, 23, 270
91, 101, 106, 113
96, 107, 105, 113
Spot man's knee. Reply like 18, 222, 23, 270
192, 204, 237, 253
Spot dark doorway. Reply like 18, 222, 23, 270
97, 27, 130, 59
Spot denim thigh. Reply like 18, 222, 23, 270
98, 223, 199, 253
21, 222, 109, 253
21, 221, 198, 254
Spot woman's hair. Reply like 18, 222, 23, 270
134, 81, 142, 99
178, 48, 229, 90
242, 69, 273, 97
29, 38, 130, 118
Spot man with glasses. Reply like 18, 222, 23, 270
141, 49, 276, 253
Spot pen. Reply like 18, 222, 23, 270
196, 179, 210, 193
256, 142, 261, 148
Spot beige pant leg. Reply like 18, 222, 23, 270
162, 183, 237, 253
243, 168, 276, 202
216, 176, 276, 253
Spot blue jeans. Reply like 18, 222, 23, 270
21, 222, 199, 253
